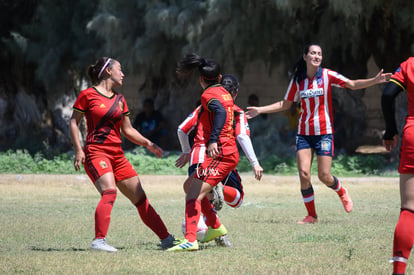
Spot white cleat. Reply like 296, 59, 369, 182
90, 238, 117, 253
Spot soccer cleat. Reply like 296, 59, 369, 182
90, 238, 117, 252
160, 234, 182, 250
210, 186, 224, 211
166, 239, 198, 252
339, 189, 353, 213
200, 224, 228, 243
297, 216, 318, 224
215, 235, 232, 247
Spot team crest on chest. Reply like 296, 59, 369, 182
118, 101, 124, 110
317, 77, 323, 86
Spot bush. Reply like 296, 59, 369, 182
0, 149, 398, 176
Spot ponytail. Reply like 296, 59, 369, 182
87, 57, 114, 85
176, 53, 221, 84
290, 44, 320, 83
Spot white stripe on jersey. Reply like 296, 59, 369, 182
323, 70, 333, 134
237, 111, 247, 135
190, 144, 205, 166
312, 77, 321, 135
303, 78, 311, 135
178, 114, 197, 134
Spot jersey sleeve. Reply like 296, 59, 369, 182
178, 106, 201, 135
390, 58, 410, 90
121, 95, 130, 116
284, 79, 300, 102
234, 109, 250, 137
327, 70, 349, 88
73, 90, 89, 113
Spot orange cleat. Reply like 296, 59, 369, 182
340, 189, 353, 213
297, 216, 318, 224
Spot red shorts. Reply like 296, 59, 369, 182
83, 144, 137, 183
194, 152, 239, 186
399, 119, 414, 174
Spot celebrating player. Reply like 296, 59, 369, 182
381, 57, 414, 275
167, 54, 239, 251
69, 57, 179, 252
246, 44, 391, 224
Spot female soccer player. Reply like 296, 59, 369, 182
176, 74, 263, 208
167, 54, 239, 251
246, 44, 391, 224
382, 57, 414, 275
69, 57, 179, 252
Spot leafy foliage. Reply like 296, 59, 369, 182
0, 150, 398, 176
0, 0, 413, 155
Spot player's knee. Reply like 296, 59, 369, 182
318, 172, 331, 185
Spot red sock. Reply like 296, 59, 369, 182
95, 189, 117, 238
223, 186, 243, 208
185, 199, 201, 242
135, 195, 169, 240
301, 186, 317, 218
393, 209, 414, 274
330, 176, 345, 196
201, 197, 220, 229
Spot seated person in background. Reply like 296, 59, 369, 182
133, 98, 168, 148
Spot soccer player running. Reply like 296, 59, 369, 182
167, 54, 239, 251
176, 74, 263, 207
382, 57, 414, 275
246, 44, 391, 224
69, 57, 179, 252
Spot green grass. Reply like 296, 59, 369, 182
0, 174, 402, 274
0, 149, 399, 176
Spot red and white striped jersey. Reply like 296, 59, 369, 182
284, 67, 348, 135
178, 104, 250, 166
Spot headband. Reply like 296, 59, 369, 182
98, 58, 112, 79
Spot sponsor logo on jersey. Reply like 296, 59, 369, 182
300, 88, 324, 99
118, 101, 124, 110
100, 103, 106, 108
396, 67, 401, 73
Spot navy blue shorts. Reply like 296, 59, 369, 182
296, 134, 334, 156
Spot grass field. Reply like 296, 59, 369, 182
0, 173, 404, 274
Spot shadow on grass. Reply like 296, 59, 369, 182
30, 246, 126, 252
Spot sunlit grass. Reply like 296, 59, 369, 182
0, 174, 402, 274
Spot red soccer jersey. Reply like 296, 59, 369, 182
179, 104, 248, 166
73, 87, 130, 145
391, 57, 414, 116
198, 84, 237, 156
284, 67, 348, 135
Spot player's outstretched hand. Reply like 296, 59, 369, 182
375, 69, 392, 84
245, 106, 259, 119
253, 165, 263, 181
175, 153, 190, 168
147, 143, 163, 158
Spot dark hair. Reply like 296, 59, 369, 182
87, 57, 115, 85
290, 44, 321, 82
176, 53, 221, 85
143, 98, 154, 106
221, 74, 239, 96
